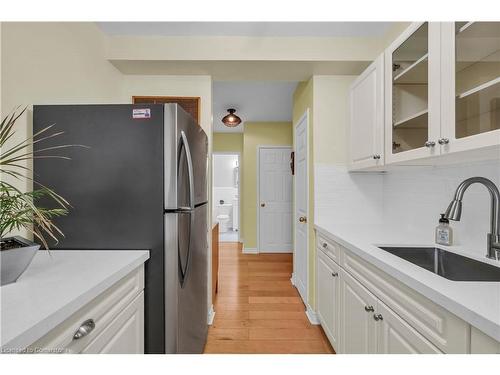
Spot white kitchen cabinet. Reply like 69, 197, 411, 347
384, 22, 442, 164
314, 230, 497, 354
376, 300, 442, 354
440, 22, 500, 156
28, 266, 145, 354
316, 249, 341, 351
349, 22, 500, 169
470, 326, 500, 354
82, 292, 144, 354
349, 53, 385, 170
339, 269, 377, 354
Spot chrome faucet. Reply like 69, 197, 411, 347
444, 177, 500, 260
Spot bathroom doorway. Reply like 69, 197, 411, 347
212, 153, 241, 242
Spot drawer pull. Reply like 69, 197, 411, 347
322, 243, 328, 249
73, 319, 96, 340
364, 305, 374, 312
331, 272, 339, 277
373, 313, 383, 321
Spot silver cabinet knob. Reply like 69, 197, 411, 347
372, 154, 381, 160
438, 138, 450, 145
73, 319, 95, 340
322, 242, 328, 248
424, 141, 436, 148
373, 313, 383, 321
331, 272, 339, 277
364, 305, 375, 312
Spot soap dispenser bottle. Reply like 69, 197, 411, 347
435, 214, 453, 246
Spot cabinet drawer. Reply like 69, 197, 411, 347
316, 232, 340, 263
28, 265, 144, 353
341, 250, 469, 353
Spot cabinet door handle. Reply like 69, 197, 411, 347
73, 319, 96, 340
373, 313, 383, 321
331, 272, 339, 277
364, 305, 374, 312
322, 242, 328, 249
424, 141, 436, 148
372, 154, 381, 160
299, 216, 307, 223
438, 138, 450, 145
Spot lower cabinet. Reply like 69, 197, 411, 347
81, 292, 144, 354
376, 300, 441, 354
316, 233, 462, 354
28, 266, 145, 354
316, 250, 340, 349
339, 269, 377, 353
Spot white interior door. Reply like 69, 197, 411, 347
258, 147, 293, 253
294, 114, 308, 302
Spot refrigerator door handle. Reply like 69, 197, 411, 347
180, 130, 195, 210
178, 131, 195, 287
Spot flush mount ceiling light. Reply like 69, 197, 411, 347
222, 108, 242, 127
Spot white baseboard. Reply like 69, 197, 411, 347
207, 305, 215, 325
305, 303, 320, 325
290, 272, 296, 286
242, 247, 258, 254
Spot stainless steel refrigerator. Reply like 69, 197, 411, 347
33, 104, 208, 354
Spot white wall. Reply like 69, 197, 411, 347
315, 160, 500, 258
213, 154, 238, 188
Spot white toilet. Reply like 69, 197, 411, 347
216, 203, 233, 233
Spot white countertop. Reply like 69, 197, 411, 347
0, 250, 149, 351
314, 221, 500, 342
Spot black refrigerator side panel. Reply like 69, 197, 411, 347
33, 104, 165, 353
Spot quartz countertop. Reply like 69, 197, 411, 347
0, 250, 150, 351
314, 221, 500, 342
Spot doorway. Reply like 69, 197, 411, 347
257, 146, 293, 253
212, 153, 240, 242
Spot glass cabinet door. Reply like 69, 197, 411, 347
454, 22, 500, 139
390, 22, 430, 154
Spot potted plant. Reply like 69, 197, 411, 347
1, 108, 71, 285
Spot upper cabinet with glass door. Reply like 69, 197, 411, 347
441, 22, 500, 155
384, 22, 442, 163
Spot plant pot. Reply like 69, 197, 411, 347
0, 236, 40, 286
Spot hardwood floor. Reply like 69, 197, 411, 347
204, 242, 335, 354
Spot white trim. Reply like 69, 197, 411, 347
207, 304, 215, 325
256, 145, 293, 254
305, 303, 320, 325
212, 151, 241, 241
290, 272, 296, 286
293, 109, 310, 307
242, 247, 258, 254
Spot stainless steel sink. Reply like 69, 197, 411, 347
377, 246, 500, 282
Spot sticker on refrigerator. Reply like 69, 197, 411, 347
132, 108, 151, 119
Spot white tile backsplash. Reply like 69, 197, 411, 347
315, 160, 500, 258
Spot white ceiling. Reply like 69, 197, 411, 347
213, 81, 298, 133
97, 22, 393, 37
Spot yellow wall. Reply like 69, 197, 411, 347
1, 22, 215, 316
292, 75, 355, 309
213, 128, 292, 250
242, 122, 292, 250
1, 22, 124, 197
313, 76, 355, 165
213, 133, 243, 153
